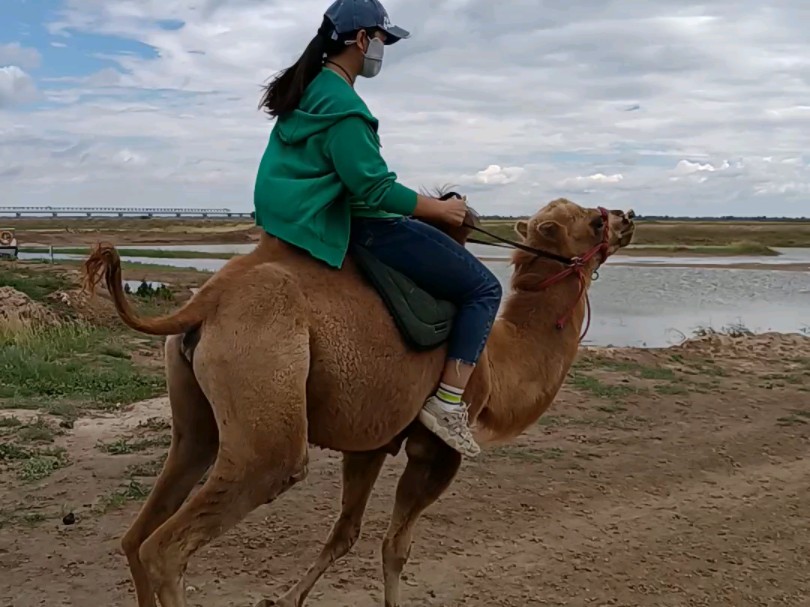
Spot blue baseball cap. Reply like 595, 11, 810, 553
324, 0, 410, 45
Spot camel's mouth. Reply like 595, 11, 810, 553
609, 208, 636, 251
618, 223, 635, 248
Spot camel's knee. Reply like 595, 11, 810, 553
121, 527, 144, 561
169, 429, 218, 468
138, 530, 192, 589
264, 453, 308, 502
138, 538, 170, 585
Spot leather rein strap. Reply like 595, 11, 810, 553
464, 206, 611, 342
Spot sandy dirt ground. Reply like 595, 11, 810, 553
1, 333, 808, 607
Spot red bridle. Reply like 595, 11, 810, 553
535, 206, 611, 341
466, 206, 612, 343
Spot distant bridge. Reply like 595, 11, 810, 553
0, 206, 254, 219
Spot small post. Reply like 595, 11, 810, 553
49, 245, 54, 264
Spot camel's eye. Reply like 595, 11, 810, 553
590, 216, 605, 232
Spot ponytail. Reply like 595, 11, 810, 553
262, 17, 366, 118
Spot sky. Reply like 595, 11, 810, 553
1, 0, 809, 217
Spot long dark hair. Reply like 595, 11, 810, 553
259, 17, 375, 118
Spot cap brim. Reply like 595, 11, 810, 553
382, 24, 410, 44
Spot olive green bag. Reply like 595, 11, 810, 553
351, 244, 457, 351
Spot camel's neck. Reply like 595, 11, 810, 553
471, 258, 593, 443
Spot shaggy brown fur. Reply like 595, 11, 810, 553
82, 198, 635, 607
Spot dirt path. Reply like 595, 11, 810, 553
1, 334, 809, 606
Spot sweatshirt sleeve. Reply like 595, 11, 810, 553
323, 116, 418, 216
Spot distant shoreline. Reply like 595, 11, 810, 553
21, 242, 785, 260
7, 216, 810, 250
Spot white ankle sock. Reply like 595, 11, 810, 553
435, 383, 464, 412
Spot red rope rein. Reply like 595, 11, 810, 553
535, 207, 611, 342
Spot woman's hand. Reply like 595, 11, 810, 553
414, 194, 468, 227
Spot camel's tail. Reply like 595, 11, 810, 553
83, 243, 208, 336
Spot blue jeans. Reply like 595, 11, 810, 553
350, 217, 502, 365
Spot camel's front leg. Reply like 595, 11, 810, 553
260, 450, 387, 607
382, 428, 462, 607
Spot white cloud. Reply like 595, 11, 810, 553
558, 172, 625, 195
0, 43, 41, 70
0, 66, 37, 108
462, 165, 526, 186
561, 173, 625, 187
674, 159, 730, 175
2, 0, 810, 216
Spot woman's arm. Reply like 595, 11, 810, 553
324, 117, 466, 224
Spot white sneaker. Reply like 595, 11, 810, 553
418, 396, 481, 457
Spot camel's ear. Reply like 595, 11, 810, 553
537, 220, 564, 241
515, 220, 528, 239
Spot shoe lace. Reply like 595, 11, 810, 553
450, 405, 471, 434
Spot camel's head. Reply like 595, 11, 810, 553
514, 198, 635, 266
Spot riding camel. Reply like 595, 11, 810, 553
83, 196, 636, 607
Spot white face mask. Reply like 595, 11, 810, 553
360, 36, 384, 78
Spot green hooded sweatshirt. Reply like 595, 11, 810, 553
253, 68, 419, 269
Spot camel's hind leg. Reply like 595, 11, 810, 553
382, 429, 462, 607
122, 335, 218, 607
263, 450, 388, 607
138, 323, 310, 607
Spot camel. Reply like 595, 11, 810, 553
82, 196, 636, 607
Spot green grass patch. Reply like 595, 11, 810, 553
477, 220, 810, 249
126, 454, 167, 478
16, 417, 59, 443
137, 416, 171, 431
568, 371, 646, 399
99, 345, 131, 359
595, 359, 679, 381
0, 508, 49, 529
97, 435, 171, 455
0, 322, 165, 410
0, 416, 22, 428
0, 442, 69, 482
17, 448, 69, 482
97, 479, 151, 512
0, 266, 70, 301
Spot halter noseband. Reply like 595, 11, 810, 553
465, 206, 612, 342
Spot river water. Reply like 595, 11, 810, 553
20, 244, 810, 348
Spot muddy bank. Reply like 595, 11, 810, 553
610, 260, 810, 272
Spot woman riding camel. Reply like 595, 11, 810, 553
253, 0, 502, 458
